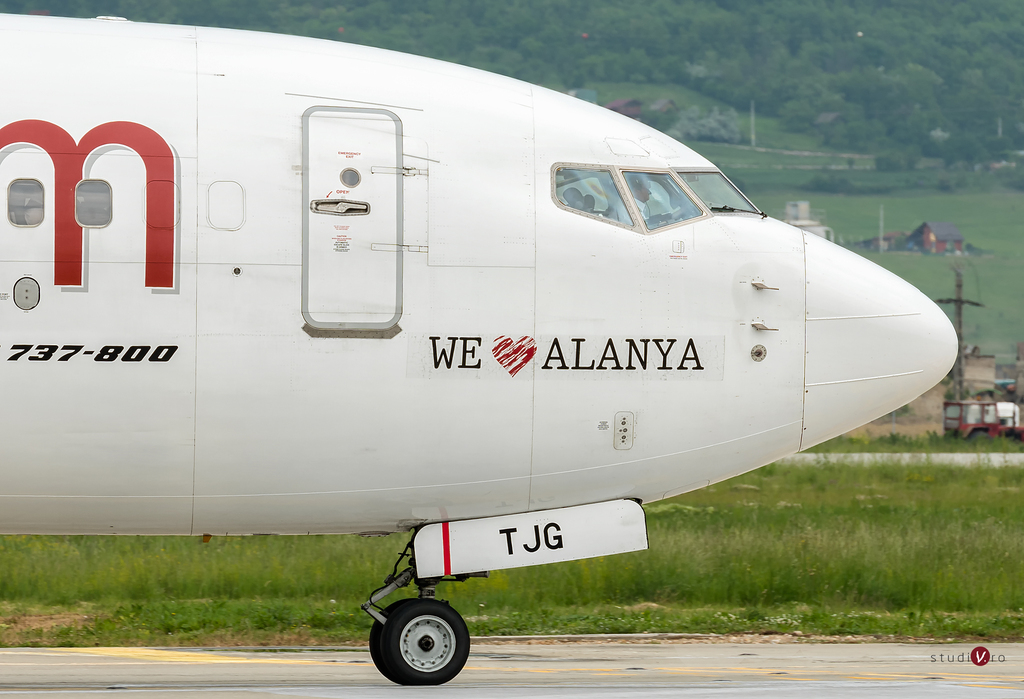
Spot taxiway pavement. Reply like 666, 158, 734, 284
0, 642, 1021, 698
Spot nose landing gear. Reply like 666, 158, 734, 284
373, 597, 469, 684
361, 541, 481, 685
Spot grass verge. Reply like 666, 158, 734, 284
1, 462, 1022, 646
808, 433, 1024, 453
4, 602, 1022, 647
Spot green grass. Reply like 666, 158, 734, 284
754, 190, 1024, 257
16, 601, 1019, 646
2, 462, 1023, 646
808, 433, 1024, 453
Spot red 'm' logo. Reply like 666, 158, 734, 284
0, 120, 176, 288
971, 646, 990, 666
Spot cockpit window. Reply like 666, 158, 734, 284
623, 171, 703, 231
677, 171, 759, 214
555, 168, 634, 226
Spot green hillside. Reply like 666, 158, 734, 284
582, 82, 829, 153
6, 0, 1024, 163
4, 1, 1023, 358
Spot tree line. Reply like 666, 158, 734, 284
5, 0, 1024, 164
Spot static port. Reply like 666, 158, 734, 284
232, 267, 242, 276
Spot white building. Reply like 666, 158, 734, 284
784, 200, 834, 242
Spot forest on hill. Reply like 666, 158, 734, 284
4, 0, 1024, 164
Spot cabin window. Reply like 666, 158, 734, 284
677, 171, 759, 214
983, 404, 997, 424
622, 171, 702, 231
943, 404, 961, 419
554, 167, 633, 226
7, 179, 44, 227
75, 180, 112, 228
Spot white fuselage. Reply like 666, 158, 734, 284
0, 15, 956, 536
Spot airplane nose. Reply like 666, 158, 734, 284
801, 233, 958, 448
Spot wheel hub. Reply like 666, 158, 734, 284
399, 615, 455, 672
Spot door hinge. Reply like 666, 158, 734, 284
371, 166, 428, 177
371, 243, 428, 253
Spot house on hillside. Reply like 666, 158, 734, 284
907, 222, 964, 254
854, 230, 904, 252
604, 98, 642, 119
650, 98, 678, 113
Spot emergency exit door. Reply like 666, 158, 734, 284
302, 107, 403, 329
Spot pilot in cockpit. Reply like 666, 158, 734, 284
626, 174, 653, 222
626, 171, 703, 230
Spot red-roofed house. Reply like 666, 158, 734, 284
907, 222, 964, 254
604, 99, 642, 119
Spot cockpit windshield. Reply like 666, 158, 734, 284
623, 171, 702, 231
676, 171, 759, 215
555, 168, 634, 226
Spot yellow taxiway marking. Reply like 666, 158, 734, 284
58, 648, 336, 665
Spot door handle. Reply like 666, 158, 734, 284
310, 199, 369, 216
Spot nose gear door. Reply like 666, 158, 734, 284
302, 107, 403, 330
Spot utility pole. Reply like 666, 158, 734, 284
878, 204, 884, 252
936, 267, 983, 400
750, 100, 756, 148
998, 116, 1003, 138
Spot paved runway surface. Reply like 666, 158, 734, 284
0, 643, 1021, 698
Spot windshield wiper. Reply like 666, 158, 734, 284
710, 204, 767, 218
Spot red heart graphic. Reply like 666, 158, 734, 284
492, 336, 537, 377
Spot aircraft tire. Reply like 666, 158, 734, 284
378, 598, 470, 685
368, 598, 414, 683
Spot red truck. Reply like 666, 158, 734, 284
943, 400, 1023, 440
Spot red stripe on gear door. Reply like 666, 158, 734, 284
441, 522, 452, 576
